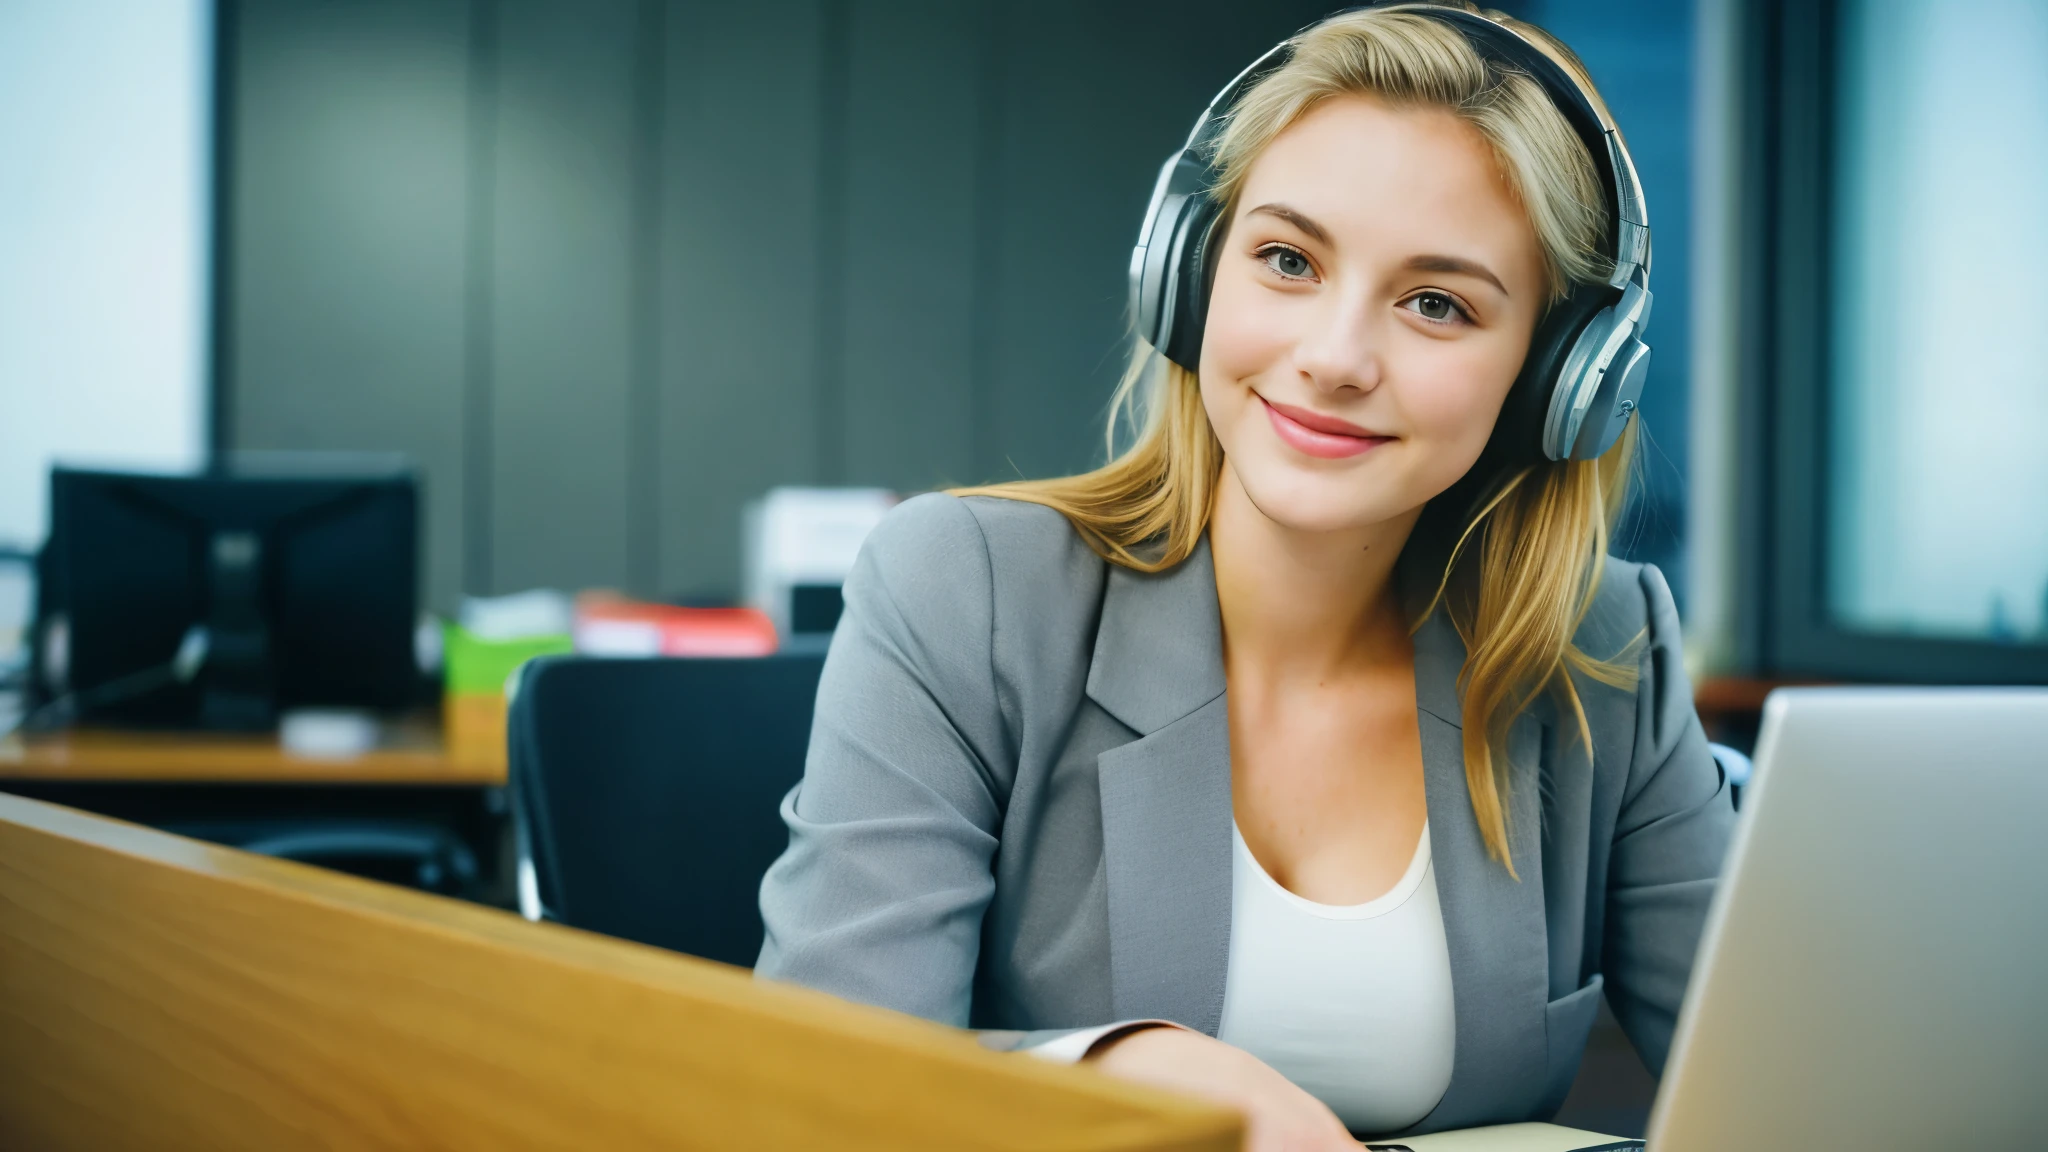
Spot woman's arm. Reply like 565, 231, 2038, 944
756, 493, 1222, 1071
1603, 563, 1738, 1074
1090, 1027, 1361, 1151
755, 494, 1011, 1023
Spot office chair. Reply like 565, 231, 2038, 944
507, 652, 826, 967
1708, 742, 1753, 808
165, 818, 482, 897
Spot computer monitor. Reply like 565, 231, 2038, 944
32, 461, 419, 730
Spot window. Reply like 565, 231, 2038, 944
1742, 0, 2048, 681
0, 0, 212, 551
1828, 0, 2048, 645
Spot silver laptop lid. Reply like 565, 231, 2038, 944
1649, 687, 2048, 1149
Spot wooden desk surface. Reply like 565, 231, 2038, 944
0, 792, 1237, 1150
0, 683, 1808, 786
0, 696, 508, 785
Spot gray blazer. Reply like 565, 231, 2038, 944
757, 492, 1733, 1135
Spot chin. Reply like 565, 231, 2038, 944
1232, 453, 1421, 535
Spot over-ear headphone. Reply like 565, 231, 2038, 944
1129, 2, 1653, 462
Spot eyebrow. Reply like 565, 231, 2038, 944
1246, 203, 1331, 246
1403, 254, 1509, 297
1245, 202, 1511, 298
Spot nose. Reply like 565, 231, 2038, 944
1291, 289, 1385, 396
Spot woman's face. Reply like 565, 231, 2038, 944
1198, 94, 1548, 536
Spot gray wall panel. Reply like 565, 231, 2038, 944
228, 0, 476, 613
836, 0, 982, 492
487, 0, 640, 596
979, 0, 1145, 485
656, 0, 829, 601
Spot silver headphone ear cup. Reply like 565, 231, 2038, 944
1542, 306, 1616, 460
1544, 269, 1655, 460
1162, 197, 1225, 369
1569, 339, 1650, 460
1131, 152, 1208, 355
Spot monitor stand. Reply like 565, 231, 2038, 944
199, 529, 275, 731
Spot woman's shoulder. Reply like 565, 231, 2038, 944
1575, 555, 1683, 670
863, 491, 1101, 577
852, 491, 1110, 642
1550, 557, 1700, 784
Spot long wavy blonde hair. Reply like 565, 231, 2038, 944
956, 3, 1638, 872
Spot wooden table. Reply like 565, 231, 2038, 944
0, 696, 508, 785
1693, 677, 1834, 749
0, 696, 514, 901
3, 682, 1814, 785
0, 791, 1238, 1151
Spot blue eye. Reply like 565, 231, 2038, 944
1258, 245, 1313, 279
1403, 291, 1470, 324
1414, 293, 1455, 320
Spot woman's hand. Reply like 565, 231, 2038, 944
1088, 1026, 1358, 1151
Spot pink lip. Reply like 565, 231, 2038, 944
1259, 396, 1392, 459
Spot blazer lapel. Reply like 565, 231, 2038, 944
1087, 538, 1234, 1033
1406, 599, 1554, 1132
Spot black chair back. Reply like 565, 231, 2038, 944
507, 653, 824, 966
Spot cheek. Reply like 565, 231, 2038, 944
1197, 262, 1294, 390
1196, 264, 1302, 458
1398, 340, 1521, 465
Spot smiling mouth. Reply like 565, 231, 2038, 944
1258, 395, 1393, 459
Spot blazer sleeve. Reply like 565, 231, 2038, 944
754, 493, 1010, 1025
1603, 563, 1737, 1076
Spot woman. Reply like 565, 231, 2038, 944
757, 4, 1732, 1147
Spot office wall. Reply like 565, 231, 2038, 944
0, 0, 211, 552
221, 0, 1338, 611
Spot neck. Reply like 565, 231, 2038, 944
1208, 460, 1421, 684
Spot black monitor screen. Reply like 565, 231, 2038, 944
36, 465, 418, 728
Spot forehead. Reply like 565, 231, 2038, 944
1234, 93, 1538, 272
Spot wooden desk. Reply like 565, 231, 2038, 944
1, 680, 1821, 785
0, 792, 1238, 1150
0, 696, 508, 785
2, 679, 1820, 785
1693, 677, 1834, 748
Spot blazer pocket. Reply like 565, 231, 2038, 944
1540, 972, 1606, 1116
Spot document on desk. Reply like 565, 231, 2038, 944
1364, 1121, 1641, 1151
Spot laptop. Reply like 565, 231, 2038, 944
1645, 686, 2048, 1148
1376, 688, 2048, 1151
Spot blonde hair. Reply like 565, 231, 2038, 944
955, 3, 1637, 873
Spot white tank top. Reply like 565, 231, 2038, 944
1215, 822, 1457, 1134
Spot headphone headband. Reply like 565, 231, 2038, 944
1129, 1, 1656, 462
1415, 6, 1650, 285
1174, 5, 1649, 285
